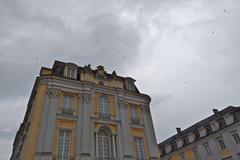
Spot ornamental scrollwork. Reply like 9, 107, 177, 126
79, 93, 92, 103
46, 88, 61, 98
118, 100, 128, 109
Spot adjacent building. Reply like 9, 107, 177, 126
158, 106, 240, 160
11, 61, 160, 160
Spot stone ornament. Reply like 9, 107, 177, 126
79, 93, 91, 103
46, 88, 61, 98
118, 100, 128, 109
142, 105, 150, 113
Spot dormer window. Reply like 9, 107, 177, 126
64, 63, 77, 79
165, 144, 172, 154
176, 139, 184, 148
211, 121, 219, 132
188, 133, 196, 143
224, 114, 234, 125
199, 127, 207, 137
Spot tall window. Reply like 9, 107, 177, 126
57, 130, 71, 160
99, 96, 110, 115
204, 144, 211, 156
134, 137, 145, 160
62, 95, 74, 114
98, 130, 110, 159
218, 139, 226, 150
232, 133, 240, 144
131, 106, 138, 119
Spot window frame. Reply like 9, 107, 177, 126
134, 137, 145, 160
98, 130, 111, 159
98, 95, 110, 114
57, 129, 71, 160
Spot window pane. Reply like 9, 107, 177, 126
131, 107, 137, 118
99, 96, 110, 114
98, 130, 110, 159
134, 137, 144, 160
57, 130, 71, 160
63, 95, 74, 109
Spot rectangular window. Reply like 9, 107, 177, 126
131, 106, 138, 119
232, 133, 240, 144
57, 130, 71, 160
130, 106, 140, 124
134, 137, 145, 160
218, 139, 226, 150
204, 144, 211, 156
62, 95, 74, 115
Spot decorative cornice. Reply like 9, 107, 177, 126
142, 105, 150, 113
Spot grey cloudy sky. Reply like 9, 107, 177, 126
1, 0, 240, 159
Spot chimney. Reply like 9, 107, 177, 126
176, 127, 181, 134
212, 109, 219, 114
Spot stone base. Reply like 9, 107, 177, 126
34, 152, 52, 160
80, 153, 91, 160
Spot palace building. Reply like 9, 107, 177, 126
159, 106, 240, 160
10, 61, 160, 160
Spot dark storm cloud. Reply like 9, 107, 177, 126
0, 0, 141, 99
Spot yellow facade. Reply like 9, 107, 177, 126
11, 61, 160, 160
23, 84, 47, 160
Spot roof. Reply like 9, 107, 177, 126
158, 106, 240, 155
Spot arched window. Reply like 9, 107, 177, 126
98, 130, 110, 159
98, 96, 110, 114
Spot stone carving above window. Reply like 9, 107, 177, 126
96, 65, 106, 78
224, 114, 234, 125
125, 77, 136, 91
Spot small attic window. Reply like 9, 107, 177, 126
64, 64, 77, 79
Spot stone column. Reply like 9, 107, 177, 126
95, 132, 98, 157
35, 88, 60, 160
112, 134, 117, 158
119, 100, 133, 160
80, 93, 92, 160
142, 105, 160, 160
76, 93, 84, 160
